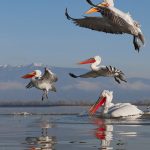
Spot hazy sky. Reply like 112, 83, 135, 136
0, 0, 149, 78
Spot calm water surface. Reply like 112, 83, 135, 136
0, 106, 150, 150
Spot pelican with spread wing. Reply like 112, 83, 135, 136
22, 68, 58, 101
69, 55, 127, 84
65, 0, 144, 51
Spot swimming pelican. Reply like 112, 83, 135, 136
22, 68, 58, 101
89, 90, 143, 118
69, 56, 127, 84
65, 0, 144, 51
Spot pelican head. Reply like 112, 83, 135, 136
85, 2, 109, 14
78, 55, 101, 65
89, 90, 113, 115
21, 70, 42, 79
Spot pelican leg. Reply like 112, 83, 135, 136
133, 36, 141, 52
42, 95, 44, 101
42, 90, 46, 101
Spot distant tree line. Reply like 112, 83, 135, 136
0, 100, 93, 107
0, 99, 150, 107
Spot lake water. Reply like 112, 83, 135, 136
0, 106, 150, 150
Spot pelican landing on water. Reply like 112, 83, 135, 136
69, 56, 127, 84
22, 68, 58, 101
89, 90, 143, 118
65, 0, 145, 52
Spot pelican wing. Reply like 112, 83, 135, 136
101, 9, 133, 29
41, 68, 58, 83
79, 71, 100, 78
26, 81, 34, 89
79, 67, 122, 78
109, 104, 143, 117
79, 69, 111, 78
65, 10, 123, 34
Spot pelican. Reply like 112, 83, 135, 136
22, 68, 58, 101
89, 90, 143, 118
69, 56, 127, 84
65, 0, 145, 51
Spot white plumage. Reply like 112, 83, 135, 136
22, 68, 58, 101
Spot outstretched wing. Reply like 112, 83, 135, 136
41, 68, 58, 83
78, 68, 115, 78
79, 66, 125, 78
79, 71, 100, 78
65, 9, 123, 34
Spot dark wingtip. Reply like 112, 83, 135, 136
114, 77, 121, 84
65, 8, 71, 20
122, 78, 127, 83
86, 0, 94, 6
86, 0, 99, 8
69, 73, 78, 78
124, 80, 127, 83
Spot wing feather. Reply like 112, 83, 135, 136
79, 67, 116, 78
79, 69, 112, 78
79, 71, 100, 78
65, 9, 123, 34
26, 81, 34, 89
41, 68, 58, 83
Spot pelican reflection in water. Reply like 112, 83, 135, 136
91, 118, 127, 150
26, 119, 55, 150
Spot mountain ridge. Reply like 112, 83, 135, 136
0, 64, 149, 104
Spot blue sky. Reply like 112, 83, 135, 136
0, 0, 149, 78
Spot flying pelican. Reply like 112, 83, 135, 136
89, 90, 143, 118
65, 0, 145, 51
22, 68, 58, 101
69, 56, 127, 84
